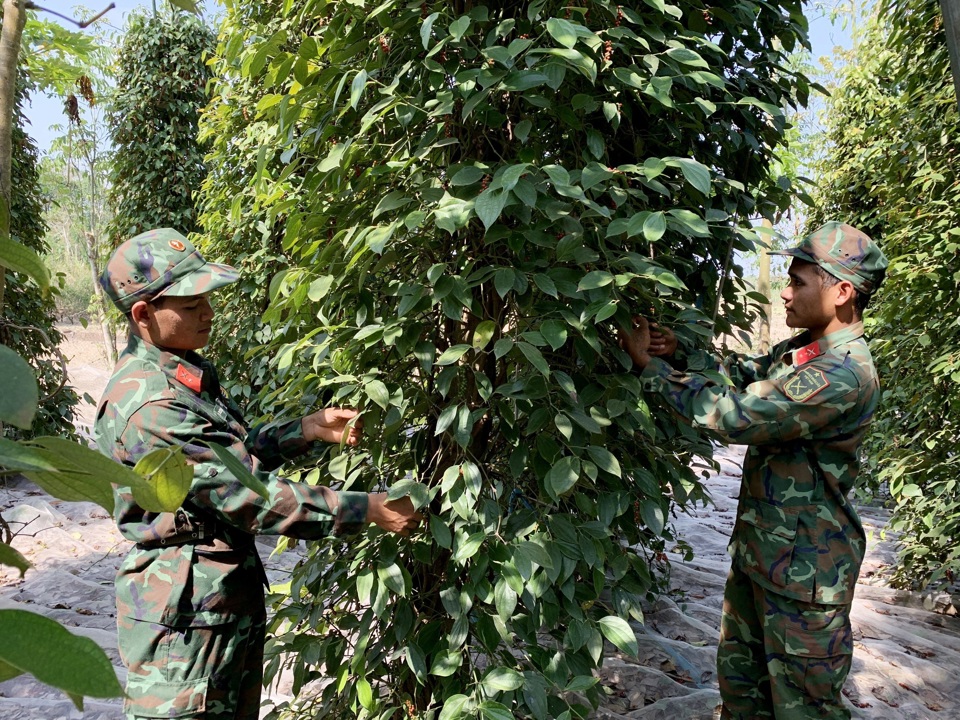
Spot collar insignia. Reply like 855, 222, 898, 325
794, 340, 822, 366
175, 363, 202, 393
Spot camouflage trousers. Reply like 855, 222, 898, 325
718, 564, 853, 720
118, 610, 267, 719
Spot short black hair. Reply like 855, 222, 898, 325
814, 265, 870, 317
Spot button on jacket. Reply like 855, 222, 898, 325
95, 334, 369, 627
641, 322, 879, 605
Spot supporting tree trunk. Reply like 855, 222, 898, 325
941, 0, 960, 107
758, 219, 773, 354
0, 0, 29, 314
85, 231, 116, 365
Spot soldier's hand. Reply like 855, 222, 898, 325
367, 493, 423, 536
649, 323, 678, 357
302, 408, 363, 445
618, 315, 652, 369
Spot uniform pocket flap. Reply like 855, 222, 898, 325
125, 675, 208, 718
784, 624, 853, 658
739, 497, 800, 539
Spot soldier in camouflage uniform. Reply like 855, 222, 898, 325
94, 228, 422, 720
620, 222, 888, 719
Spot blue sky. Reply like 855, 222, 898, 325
23, 4, 854, 155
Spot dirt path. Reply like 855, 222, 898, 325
1, 326, 958, 719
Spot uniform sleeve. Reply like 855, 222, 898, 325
119, 398, 368, 538
245, 418, 310, 472
721, 351, 775, 390
641, 356, 861, 445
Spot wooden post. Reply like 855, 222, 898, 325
758, 219, 773, 354
942, 0, 960, 107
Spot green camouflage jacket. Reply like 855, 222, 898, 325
94, 334, 369, 627
642, 322, 878, 605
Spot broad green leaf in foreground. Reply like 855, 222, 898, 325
0, 346, 39, 429
206, 441, 270, 500
0, 542, 30, 577
598, 615, 639, 656
0, 609, 124, 708
0, 234, 50, 294
0, 437, 59, 473
21, 437, 145, 514
132, 446, 193, 512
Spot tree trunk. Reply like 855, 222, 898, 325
0, 0, 28, 314
941, 0, 960, 107
758, 219, 773, 353
85, 231, 116, 365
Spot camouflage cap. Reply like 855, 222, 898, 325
101, 228, 238, 313
771, 221, 888, 294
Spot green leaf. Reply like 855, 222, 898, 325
421, 12, 439, 49
357, 677, 374, 710
473, 321, 496, 349
434, 194, 475, 234
501, 71, 549, 91
366, 379, 391, 409
449, 16, 471, 42
350, 70, 367, 109
0, 542, 29, 577
131, 447, 192, 513
430, 649, 462, 677
451, 166, 485, 186
406, 643, 428, 682
533, 273, 558, 298
546, 18, 578, 49
475, 188, 508, 230
578, 271, 613, 290
518, 342, 550, 377
598, 615, 639, 656
0, 236, 50, 294
545, 456, 579, 499
0, 437, 58, 473
665, 46, 709, 68
479, 700, 515, 720
168, 0, 199, 12
437, 344, 471, 366
22, 437, 145, 513
640, 499, 665, 535
307, 275, 334, 301
0, 345, 38, 429
671, 157, 712, 194
644, 212, 667, 242
453, 532, 485, 563
495, 268, 515, 298
587, 446, 621, 477
440, 695, 475, 720
0, 609, 124, 700
540, 319, 567, 351
482, 667, 524, 692
206, 441, 271, 501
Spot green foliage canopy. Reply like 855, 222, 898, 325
811, 0, 960, 589
107, 11, 215, 244
199, 0, 813, 716
1, 82, 78, 438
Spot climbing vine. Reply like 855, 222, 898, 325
199, 0, 813, 716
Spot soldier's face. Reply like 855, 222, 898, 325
146, 294, 215, 351
781, 260, 835, 333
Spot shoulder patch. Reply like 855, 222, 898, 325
783, 367, 829, 403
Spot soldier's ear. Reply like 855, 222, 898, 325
832, 280, 856, 309
130, 300, 153, 328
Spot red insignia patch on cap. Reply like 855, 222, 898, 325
175, 364, 202, 392
169, 239, 186, 251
